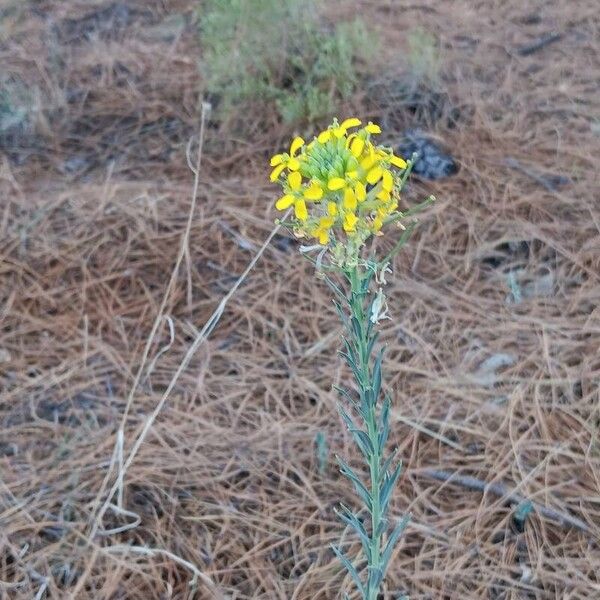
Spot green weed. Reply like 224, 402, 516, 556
198, 0, 372, 126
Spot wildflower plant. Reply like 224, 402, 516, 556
270, 118, 434, 599
198, 0, 371, 125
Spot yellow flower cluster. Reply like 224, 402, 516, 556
270, 118, 408, 248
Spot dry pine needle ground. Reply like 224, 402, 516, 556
1, 1, 599, 598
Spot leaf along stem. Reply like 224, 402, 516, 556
334, 263, 406, 599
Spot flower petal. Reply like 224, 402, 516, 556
382, 169, 394, 192
327, 177, 346, 191
365, 122, 381, 134
367, 166, 383, 185
390, 154, 407, 169
327, 201, 338, 216
304, 183, 323, 200
275, 194, 295, 210
294, 198, 308, 221
270, 163, 286, 182
377, 189, 391, 202
288, 171, 302, 191
287, 157, 300, 171
350, 137, 365, 158
343, 187, 357, 210
317, 130, 332, 143
355, 182, 367, 202
289, 136, 305, 157
340, 118, 361, 130
343, 212, 358, 233
360, 155, 377, 172
270, 154, 284, 166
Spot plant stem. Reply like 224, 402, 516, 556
347, 264, 384, 599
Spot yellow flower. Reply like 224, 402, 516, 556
382, 169, 394, 192
274, 172, 309, 221
343, 212, 358, 233
343, 187, 357, 210
389, 154, 407, 169
317, 117, 362, 143
328, 177, 347, 191
360, 153, 377, 173
377, 189, 391, 202
317, 130, 332, 143
270, 136, 305, 181
355, 182, 367, 202
367, 166, 383, 185
334, 117, 362, 138
288, 171, 302, 191
312, 216, 335, 245
304, 181, 324, 200
350, 136, 365, 158
365, 122, 381, 134
269, 117, 412, 247
275, 194, 294, 210
295, 198, 308, 221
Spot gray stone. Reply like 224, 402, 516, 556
398, 129, 457, 180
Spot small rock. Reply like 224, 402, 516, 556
398, 129, 457, 180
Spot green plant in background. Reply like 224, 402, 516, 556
406, 26, 440, 86
269, 118, 434, 598
198, 0, 371, 125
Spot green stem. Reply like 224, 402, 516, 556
347, 265, 383, 600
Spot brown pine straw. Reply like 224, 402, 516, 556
1, 0, 600, 599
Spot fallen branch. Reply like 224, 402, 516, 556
420, 469, 592, 535
505, 157, 570, 192
516, 32, 562, 56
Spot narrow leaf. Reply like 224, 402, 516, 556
361, 271, 373, 294
337, 404, 355, 431
333, 301, 350, 329
350, 428, 375, 460
380, 462, 402, 514
335, 504, 371, 560
378, 398, 391, 452
350, 315, 363, 343
381, 448, 399, 482
322, 275, 348, 305
376, 515, 389, 538
365, 331, 380, 363
342, 337, 358, 367
334, 386, 364, 418
331, 544, 365, 596
337, 457, 372, 511
380, 514, 410, 574
371, 347, 385, 404
338, 351, 359, 375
